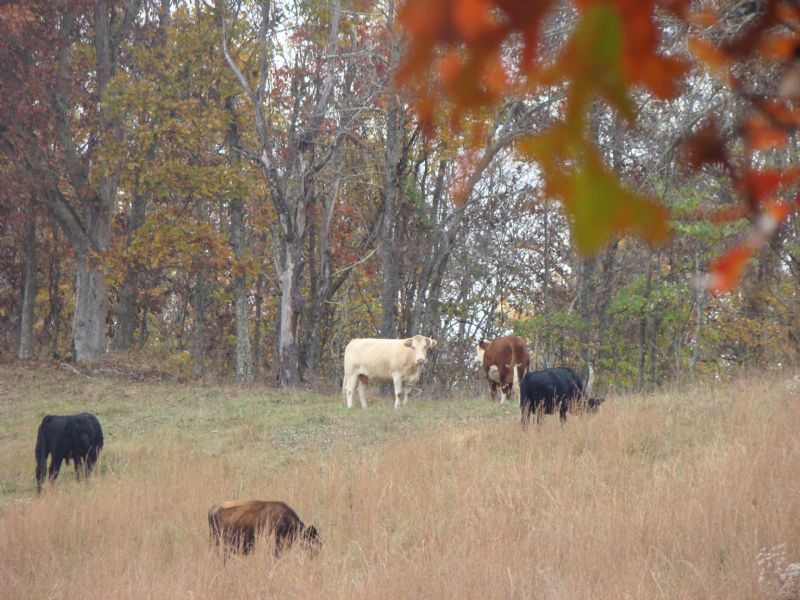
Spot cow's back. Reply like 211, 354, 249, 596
209, 499, 307, 556
547, 368, 585, 398
483, 336, 528, 368
210, 500, 299, 531
344, 338, 414, 381
509, 336, 530, 370
482, 339, 511, 372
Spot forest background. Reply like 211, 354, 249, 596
1, 0, 799, 393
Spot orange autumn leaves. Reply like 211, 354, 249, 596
397, 0, 800, 294
684, 1, 800, 293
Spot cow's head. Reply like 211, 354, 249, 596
302, 525, 322, 555
404, 335, 438, 364
475, 339, 491, 366
587, 397, 606, 412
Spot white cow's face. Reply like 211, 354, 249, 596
404, 335, 438, 364
475, 345, 484, 365
475, 339, 490, 366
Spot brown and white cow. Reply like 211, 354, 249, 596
208, 499, 321, 559
343, 335, 438, 408
475, 336, 530, 404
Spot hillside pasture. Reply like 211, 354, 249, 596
1, 364, 799, 599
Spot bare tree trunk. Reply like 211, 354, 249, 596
43, 231, 65, 358
649, 314, 660, 390
252, 271, 264, 378
380, 93, 401, 338
596, 239, 618, 363
112, 188, 146, 351
73, 254, 109, 361
190, 272, 207, 380
305, 170, 340, 376
541, 196, 554, 368
576, 255, 596, 372
225, 96, 253, 382
138, 304, 148, 349
220, 0, 341, 385
689, 251, 705, 382
232, 264, 252, 382
276, 236, 304, 385
18, 203, 37, 359
112, 4, 169, 352
637, 249, 654, 392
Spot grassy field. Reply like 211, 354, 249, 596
1, 363, 799, 599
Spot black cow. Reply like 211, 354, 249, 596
35, 413, 104, 493
520, 367, 605, 428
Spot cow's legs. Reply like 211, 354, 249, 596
489, 382, 498, 402
392, 375, 404, 408
500, 383, 513, 404
48, 453, 64, 483
345, 374, 359, 408
559, 400, 568, 427
74, 456, 83, 481
355, 377, 368, 409
86, 447, 99, 475
521, 400, 531, 429
535, 403, 544, 428
35, 455, 48, 494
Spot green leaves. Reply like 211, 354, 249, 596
559, 5, 635, 123
568, 151, 669, 253
521, 130, 669, 256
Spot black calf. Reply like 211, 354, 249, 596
520, 368, 604, 428
35, 413, 104, 493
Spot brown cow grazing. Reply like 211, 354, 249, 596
476, 336, 530, 403
208, 500, 321, 559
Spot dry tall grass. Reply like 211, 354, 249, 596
1, 373, 799, 599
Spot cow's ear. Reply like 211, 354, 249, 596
427, 338, 438, 348
404, 338, 413, 347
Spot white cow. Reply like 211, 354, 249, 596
343, 335, 438, 408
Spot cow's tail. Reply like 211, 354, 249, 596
35, 417, 51, 493
35, 419, 49, 461
519, 372, 530, 428
511, 362, 521, 397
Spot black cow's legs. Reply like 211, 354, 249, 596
48, 453, 64, 482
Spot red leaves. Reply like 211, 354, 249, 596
683, 121, 727, 169
398, 0, 689, 130
707, 197, 800, 295
745, 115, 788, 151
397, 0, 800, 294
397, 1, 689, 255
706, 243, 754, 295
740, 168, 800, 208
688, 36, 732, 83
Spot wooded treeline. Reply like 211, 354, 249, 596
1, 0, 798, 391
